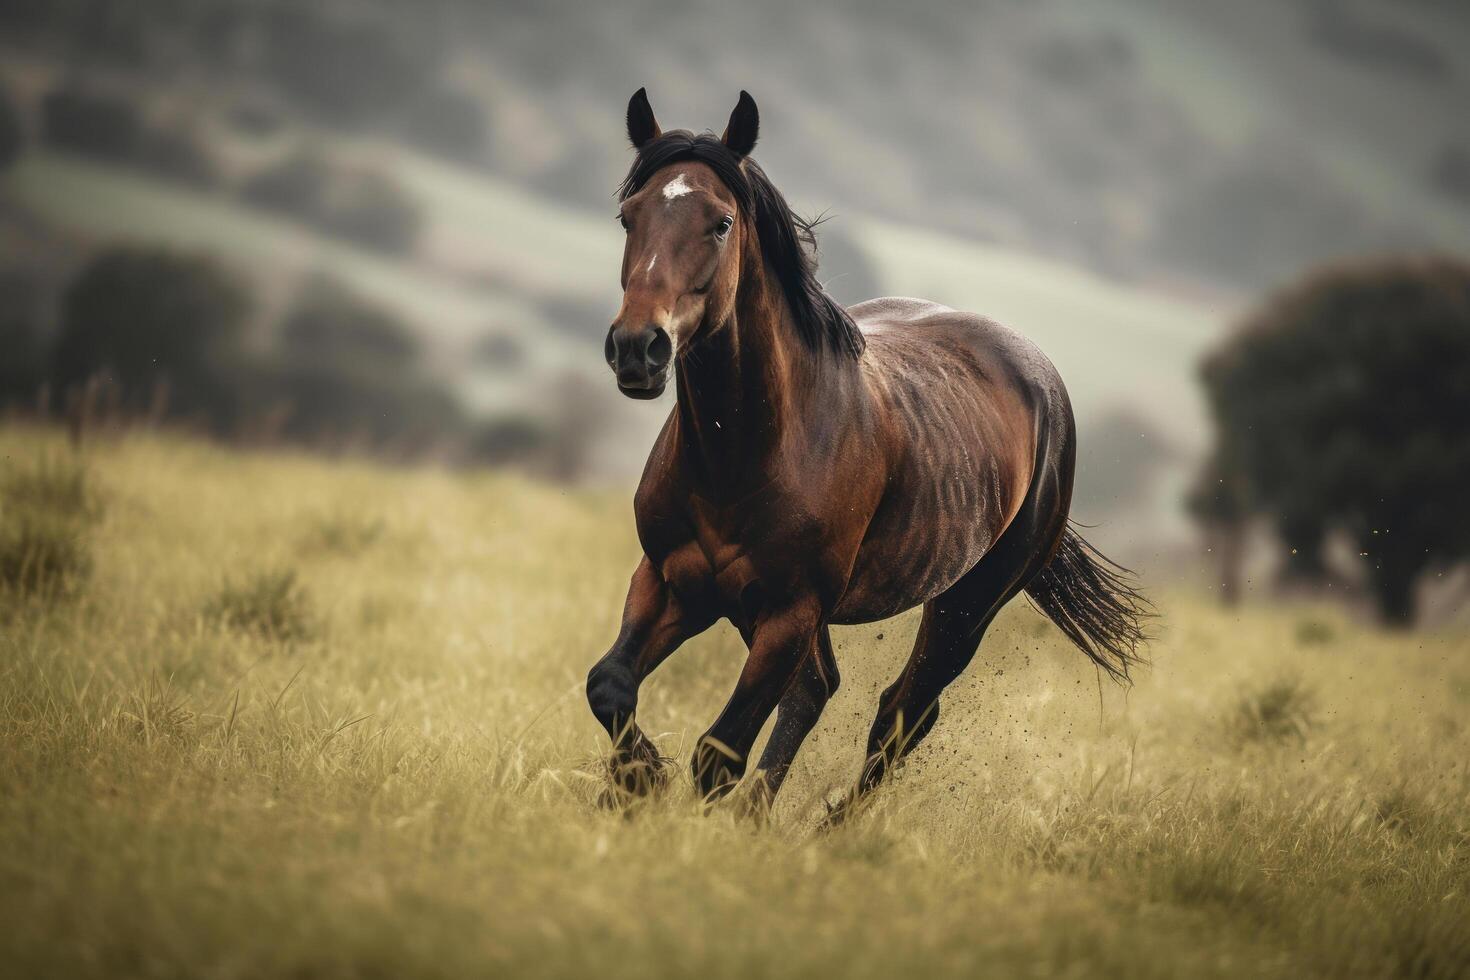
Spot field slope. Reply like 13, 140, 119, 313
2, 429, 1468, 978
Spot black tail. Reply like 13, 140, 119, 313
1025, 526, 1151, 682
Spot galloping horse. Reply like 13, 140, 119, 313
587, 89, 1148, 816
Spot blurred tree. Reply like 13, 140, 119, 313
1200, 257, 1470, 625
240, 151, 330, 216
474, 415, 549, 468
40, 87, 141, 163
254, 275, 465, 451
0, 272, 45, 410
52, 246, 252, 432
1274, 509, 1328, 584
0, 83, 23, 170
135, 124, 220, 189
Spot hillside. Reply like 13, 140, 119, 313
3, 147, 1223, 521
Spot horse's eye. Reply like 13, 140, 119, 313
618, 213, 630, 232
715, 215, 734, 238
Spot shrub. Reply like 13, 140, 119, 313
1227, 677, 1316, 746
0, 509, 93, 599
205, 568, 314, 641
0, 452, 100, 600
301, 512, 386, 557
119, 676, 195, 744
1294, 620, 1335, 647
0, 451, 100, 522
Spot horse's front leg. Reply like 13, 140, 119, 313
691, 597, 822, 803
587, 557, 712, 798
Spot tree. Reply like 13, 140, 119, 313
249, 275, 466, 452
0, 83, 22, 170
0, 273, 44, 409
40, 87, 142, 163
1200, 256, 1470, 625
52, 246, 253, 433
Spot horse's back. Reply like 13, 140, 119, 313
850, 297, 1069, 406
830, 297, 1074, 623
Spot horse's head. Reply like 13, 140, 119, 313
605, 89, 759, 399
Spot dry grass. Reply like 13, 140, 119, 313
0, 449, 100, 601
204, 568, 316, 641
1, 426, 1467, 978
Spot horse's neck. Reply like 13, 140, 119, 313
673, 266, 826, 493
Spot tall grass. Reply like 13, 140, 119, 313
0, 449, 100, 600
0, 427, 1467, 979
204, 567, 315, 641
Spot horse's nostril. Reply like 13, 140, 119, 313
647, 329, 672, 369
604, 329, 618, 367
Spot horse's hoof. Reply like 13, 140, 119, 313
600, 737, 672, 808
819, 789, 867, 831
691, 737, 745, 804
730, 775, 776, 825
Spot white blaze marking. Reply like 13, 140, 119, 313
662, 174, 692, 200
646, 254, 657, 273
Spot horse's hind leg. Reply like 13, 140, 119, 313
745, 627, 840, 815
838, 480, 1068, 817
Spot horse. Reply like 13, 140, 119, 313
586, 89, 1148, 818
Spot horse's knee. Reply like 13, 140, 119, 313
586, 658, 638, 738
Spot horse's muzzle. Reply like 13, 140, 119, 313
606, 324, 671, 400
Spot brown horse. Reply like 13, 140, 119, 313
587, 89, 1148, 816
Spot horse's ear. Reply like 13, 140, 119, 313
626, 87, 661, 150
721, 90, 759, 158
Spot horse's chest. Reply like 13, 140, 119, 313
657, 535, 758, 620
651, 496, 817, 623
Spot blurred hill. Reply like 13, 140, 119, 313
6, 1, 1465, 286
1, 0, 1466, 551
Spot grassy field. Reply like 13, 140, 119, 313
2, 427, 1468, 979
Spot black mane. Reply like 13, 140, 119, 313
618, 131, 865, 359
